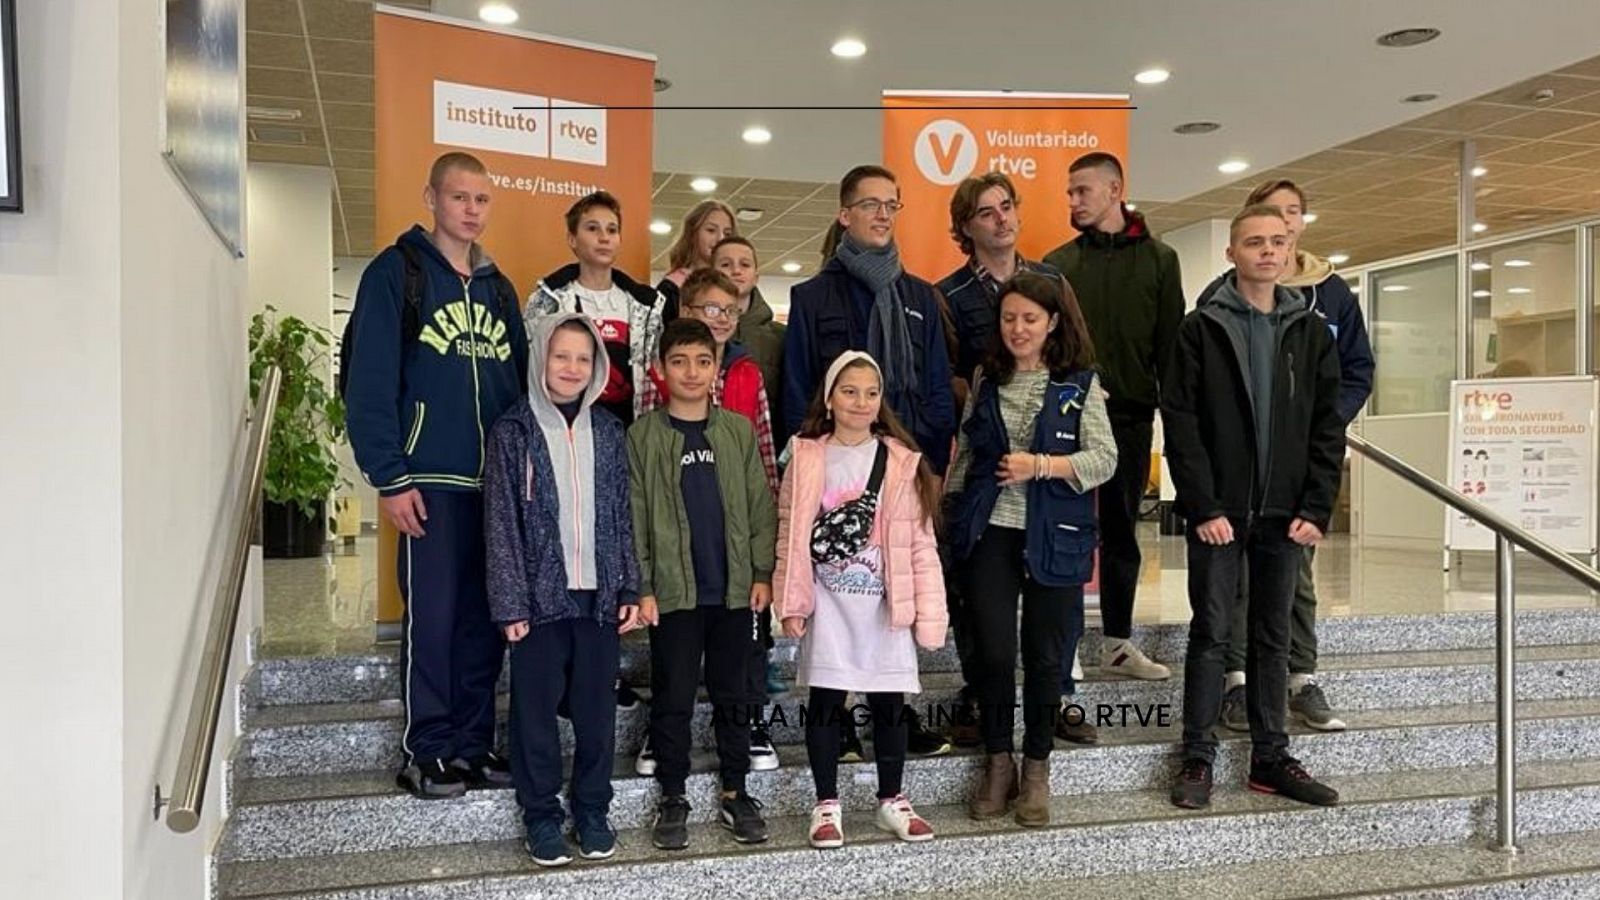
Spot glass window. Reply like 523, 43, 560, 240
1370, 256, 1458, 416
1592, 227, 1600, 375
1468, 231, 1578, 379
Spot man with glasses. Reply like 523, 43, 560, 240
783, 164, 958, 759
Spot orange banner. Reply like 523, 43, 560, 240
374, 8, 655, 296
882, 91, 1130, 280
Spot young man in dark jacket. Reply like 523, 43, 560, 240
345, 152, 530, 800
1164, 205, 1345, 811
1043, 152, 1184, 682
1195, 179, 1375, 735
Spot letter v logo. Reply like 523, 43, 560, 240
913, 119, 978, 185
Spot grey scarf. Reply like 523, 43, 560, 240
834, 234, 915, 413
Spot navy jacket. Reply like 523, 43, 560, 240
1198, 266, 1373, 423
782, 259, 957, 473
345, 226, 529, 495
935, 257, 1062, 383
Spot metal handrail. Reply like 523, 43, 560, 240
1346, 431, 1600, 855
161, 366, 282, 833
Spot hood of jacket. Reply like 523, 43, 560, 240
1282, 249, 1336, 289
397, 224, 502, 278
1079, 206, 1152, 249
526, 310, 609, 427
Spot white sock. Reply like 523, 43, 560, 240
1288, 673, 1314, 694
1224, 671, 1246, 691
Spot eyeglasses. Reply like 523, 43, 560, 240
686, 303, 738, 320
846, 198, 905, 217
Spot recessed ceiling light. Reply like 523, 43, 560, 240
246, 105, 303, 122
653, 77, 673, 93
1402, 92, 1440, 103
1382, 284, 1411, 293
1134, 68, 1170, 85
689, 177, 718, 193
1507, 287, 1532, 294
1471, 165, 1488, 178
1473, 290, 1491, 298
1349, 283, 1362, 293
1503, 259, 1532, 268
1531, 88, 1557, 103
1302, 213, 1319, 224
1218, 159, 1249, 174
1328, 253, 1350, 265
1472, 222, 1489, 233
649, 220, 672, 235
1377, 27, 1441, 48
1471, 261, 1492, 271
478, 2, 518, 25
831, 38, 866, 58
735, 207, 764, 222
781, 261, 803, 274
1125, 203, 1138, 211
742, 126, 772, 145
1174, 121, 1221, 135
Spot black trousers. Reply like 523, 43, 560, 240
941, 538, 983, 701
805, 688, 905, 801
1225, 545, 1320, 675
649, 605, 754, 796
396, 489, 504, 764
962, 526, 1076, 760
1098, 413, 1154, 640
1181, 517, 1300, 765
508, 617, 620, 827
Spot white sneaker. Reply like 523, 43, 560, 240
1101, 640, 1171, 681
875, 794, 935, 843
809, 800, 844, 849
749, 726, 780, 771
1071, 647, 1085, 682
634, 736, 656, 776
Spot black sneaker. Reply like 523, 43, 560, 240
652, 795, 691, 850
617, 680, 644, 710
396, 758, 467, 800
524, 819, 572, 867
1219, 684, 1249, 732
1170, 758, 1213, 809
1053, 706, 1100, 745
719, 792, 770, 844
1289, 682, 1348, 731
840, 722, 865, 763
1248, 754, 1340, 807
571, 808, 617, 860
452, 752, 513, 789
906, 707, 952, 757
749, 725, 780, 771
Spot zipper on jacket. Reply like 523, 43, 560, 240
565, 427, 584, 582
464, 275, 488, 480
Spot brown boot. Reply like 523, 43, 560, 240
968, 752, 1017, 820
1016, 756, 1050, 827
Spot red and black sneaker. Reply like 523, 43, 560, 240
1249, 754, 1340, 807
1170, 757, 1213, 809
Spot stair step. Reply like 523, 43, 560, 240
217, 759, 1600, 898
219, 698, 1600, 861
232, 648, 1600, 779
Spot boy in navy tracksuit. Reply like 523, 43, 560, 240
485, 311, 641, 866
345, 152, 530, 799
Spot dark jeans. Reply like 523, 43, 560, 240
1099, 412, 1154, 640
1225, 545, 1319, 675
508, 617, 620, 827
941, 538, 983, 701
1181, 517, 1300, 765
649, 606, 754, 796
962, 527, 1077, 760
805, 688, 905, 801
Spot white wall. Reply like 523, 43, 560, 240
334, 255, 377, 523
1162, 217, 1232, 309
0, 3, 248, 898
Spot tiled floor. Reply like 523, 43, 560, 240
260, 526, 1599, 658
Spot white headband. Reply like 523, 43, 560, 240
823, 350, 882, 400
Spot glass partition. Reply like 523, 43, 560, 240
1369, 255, 1458, 415
1468, 231, 1578, 378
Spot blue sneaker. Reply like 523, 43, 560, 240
572, 809, 617, 860
524, 819, 571, 868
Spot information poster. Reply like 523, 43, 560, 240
1445, 376, 1598, 553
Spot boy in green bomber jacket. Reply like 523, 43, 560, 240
627, 318, 778, 851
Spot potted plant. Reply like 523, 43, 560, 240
249, 305, 346, 558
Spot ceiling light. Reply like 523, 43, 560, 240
1218, 159, 1250, 174
735, 207, 764, 222
1328, 253, 1350, 265
1381, 284, 1411, 293
1134, 68, 1170, 85
1503, 259, 1532, 268
689, 177, 718, 193
1472, 222, 1489, 233
649, 220, 671, 235
1471, 165, 1488, 178
1349, 283, 1361, 293
1174, 121, 1221, 135
1471, 261, 1491, 271
1531, 88, 1556, 103
742, 126, 772, 145
781, 261, 803, 274
1473, 290, 1492, 298
478, 2, 518, 25
831, 38, 866, 58
1377, 27, 1442, 48
653, 77, 672, 93
246, 105, 303, 122
1507, 287, 1532, 294
1302, 213, 1319, 224
1402, 92, 1440, 104
1125, 203, 1138, 211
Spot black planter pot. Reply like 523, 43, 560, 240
262, 498, 327, 559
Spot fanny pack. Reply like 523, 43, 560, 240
810, 441, 889, 564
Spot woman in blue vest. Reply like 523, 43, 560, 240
944, 270, 1118, 827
